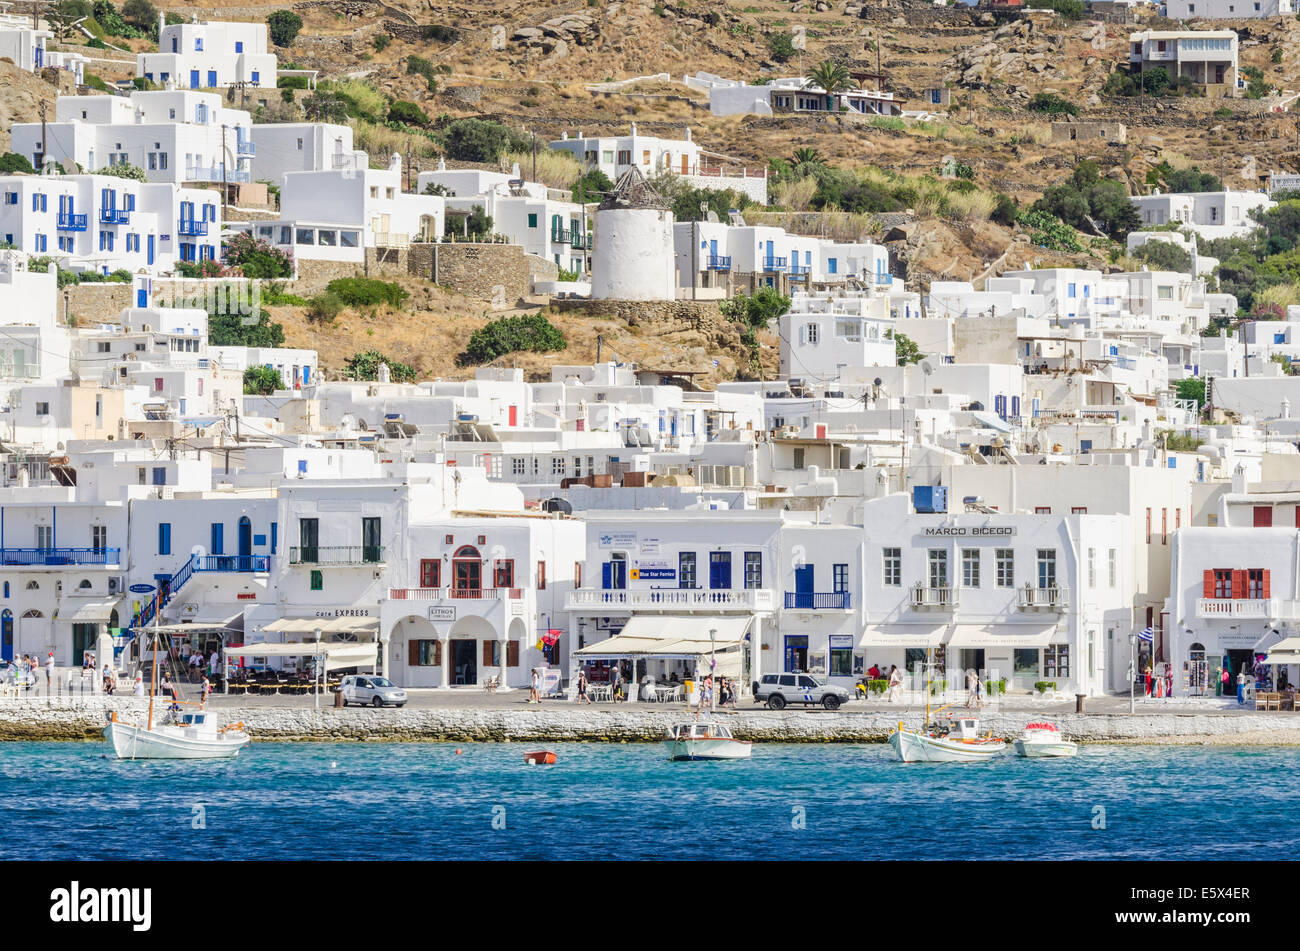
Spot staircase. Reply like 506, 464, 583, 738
126, 552, 271, 637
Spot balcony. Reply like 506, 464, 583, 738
1196, 598, 1283, 620
783, 591, 852, 611
178, 219, 209, 237
56, 213, 88, 232
565, 587, 774, 613
289, 545, 386, 566
185, 167, 252, 184
570, 231, 590, 250
195, 554, 269, 573
551, 226, 572, 245
789, 264, 810, 277
761, 256, 788, 272
99, 208, 130, 225
389, 587, 522, 601
910, 583, 957, 610
1017, 585, 1069, 611
236, 139, 256, 156
0, 547, 119, 566
706, 254, 731, 271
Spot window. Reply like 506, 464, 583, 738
1035, 506, 1051, 515
961, 548, 980, 587
883, 548, 901, 586
493, 559, 515, 589
803, 323, 819, 345
362, 517, 382, 562
419, 558, 440, 588
832, 563, 848, 593
1036, 549, 1057, 589
995, 548, 1014, 587
551, 457, 565, 475
410, 640, 441, 666
744, 551, 763, 589
511, 457, 526, 475
137, 467, 146, 485
528, 213, 538, 228
1248, 569, 1266, 599
158, 523, 171, 555
709, 551, 731, 589
210, 523, 224, 555
927, 550, 948, 589
1145, 507, 1151, 543
537, 561, 546, 590
35, 526, 52, 550
91, 525, 107, 552
309, 570, 323, 591
299, 517, 319, 560
679, 551, 697, 589
1071, 506, 1088, 514
1087, 548, 1096, 588
1043, 645, 1070, 679
1108, 548, 1117, 588
35, 402, 49, 416
152, 466, 166, 485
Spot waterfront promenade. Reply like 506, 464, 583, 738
4, 687, 1300, 744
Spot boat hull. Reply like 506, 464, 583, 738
888, 729, 1006, 763
104, 720, 250, 760
1013, 739, 1078, 758
664, 738, 752, 761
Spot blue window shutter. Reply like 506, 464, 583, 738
159, 522, 171, 555
211, 523, 223, 554
601, 562, 612, 590
270, 522, 278, 554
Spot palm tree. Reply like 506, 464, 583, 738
804, 60, 854, 112
788, 147, 825, 170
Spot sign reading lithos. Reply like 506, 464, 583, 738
428, 606, 456, 622
921, 526, 1017, 537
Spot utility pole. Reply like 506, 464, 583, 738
220, 123, 229, 216
37, 100, 47, 172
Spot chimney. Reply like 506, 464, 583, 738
388, 151, 401, 174
158, 11, 165, 40
684, 126, 691, 142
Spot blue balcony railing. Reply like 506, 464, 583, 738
761, 256, 788, 271
789, 264, 810, 276
0, 547, 120, 566
178, 219, 209, 236
236, 139, 256, 156
196, 554, 269, 572
56, 213, 88, 232
706, 254, 731, 270
99, 208, 130, 225
784, 590, 852, 610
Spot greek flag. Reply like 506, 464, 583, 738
1137, 627, 1155, 643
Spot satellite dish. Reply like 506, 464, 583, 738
705, 211, 719, 223
873, 377, 882, 387
919, 359, 935, 376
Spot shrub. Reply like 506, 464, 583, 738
420, 24, 457, 42
223, 232, 294, 279
0, 153, 35, 174
464, 314, 566, 363
209, 309, 285, 347
991, 192, 1019, 227
277, 75, 309, 89
121, 0, 155, 29
766, 32, 796, 63
306, 291, 344, 324
83, 72, 113, 92
174, 259, 226, 279
719, 287, 789, 330
440, 118, 527, 163
446, 205, 493, 241
267, 9, 303, 47
1033, 681, 1058, 695
86, 36, 107, 48
571, 168, 613, 204
243, 365, 283, 395
345, 349, 417, 381
1026, 0, 1083, 18
406, 54, 439, 91
373, 33, 391, 52
387, 99, 429, 127
1134, 238, 1193, 274
1027, 92, 1077, 116
324, 277, 409, 308
101, 162, 146, 181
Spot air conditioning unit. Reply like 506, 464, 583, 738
107, 577, 121, 594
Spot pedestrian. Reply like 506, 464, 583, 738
576, 668, 589, 704
103, 668, 115, 695
609, 665, 621, 702
1144, 665, 1153, 698
44, 651, 53, 692
529, 668, 540, 704
1221, 666, 1230, 697
209, 649, 219, 678
702, 675, 714, 710
974, 674, 985, 709
964, 670, 978, 709
160, 671, 174, 699
201, 675, 212, 702
1165, 666, 1173, 700
1237, 667, 1248, 705
887, 664, 903, 703
133, 672, 145, 697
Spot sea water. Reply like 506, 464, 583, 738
0, 741, 1288, 860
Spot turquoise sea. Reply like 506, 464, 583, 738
2, 740, 1291, 860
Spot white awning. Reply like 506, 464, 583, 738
1262, 652, 1300, 666
573, 614, 752, 658
64, 598, 120, 623
945, 624, 1059, 648
1255, 634, 1300, 652
859, 625, 946, 649
225, 641, 378, 672
262, 616, 379, 637
150, 611, 244, 635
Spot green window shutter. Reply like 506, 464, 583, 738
310, 570, 323, 591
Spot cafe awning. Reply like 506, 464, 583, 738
150, 611, 245, 635
262, 616, 379, 637
945, 624, 1058, 648
574, 614, 751, 658
859, 625, 946, 649
225, 641, 379, 671
64, 598, 121, 623
1260, 636, 1300, 665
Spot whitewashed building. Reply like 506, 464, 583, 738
137, 16, 277, 90
1131, 191, 1273, 241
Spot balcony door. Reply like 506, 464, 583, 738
362, 517, 381, 563
238, 516, 252, 571
709, 552, 731, 590
299, 517, 318, 563
793, 564, 813, 609
452, 546, 481, 596
1, 610, 10, 662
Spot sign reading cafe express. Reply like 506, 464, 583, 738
921, 526, 1016, 537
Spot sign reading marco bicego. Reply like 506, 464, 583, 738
921, 526, 1017, 537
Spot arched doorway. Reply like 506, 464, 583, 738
394, 615, 442, 687
1, 609, 11, 662
451, 545, 481, 597
448, 615, 494, 686
238, 516, 252, 570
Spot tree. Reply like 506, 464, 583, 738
0, 153, 35, 174
571, 168, 613, 204
209, 309, 285, 347
803, 60, 854, 109
1175, 377, 1206, 409
719, 288, 789, 330
445, 205, 493, 241
440, 118, 524, 163
345, 350, 417, 382
243, 365, 283, 395
386, 100, 430, 127
463, 314, 566, 364
1166, 167, 1223, 193
766, 32, 796, 64
788, 147, 825, 177
266, 9, 303, 47
121, 0, 156, 30
1134, 239, 1193, 274
223, 232, 294, 279
893, 330, 923, 366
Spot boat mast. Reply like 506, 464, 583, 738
924, 646, 931, 727
146, 631, 159, 731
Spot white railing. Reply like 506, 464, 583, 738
1017, 585, 1069, 610
565, 588, 774, 612
388, 587, 521, 601
910, 584, 957, 609
1196, 598, 1279, 619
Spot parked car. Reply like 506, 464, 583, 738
753, 673, 850, 710
340, 675, 407, 707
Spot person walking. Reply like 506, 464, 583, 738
609, 665, 621, 702
1237, 667, 1248, 705
133, 671, 145, 697
44, 652, 54, 693
575, 668, 589, 704
1165, 666, 1174, 701
964, 670, 978, 709
529, 668, 541, 704
1144, 665, 1153, 698
887, 664, 903, 703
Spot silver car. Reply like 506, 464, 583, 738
753, 673, 851, 710
340, 675, 407, 707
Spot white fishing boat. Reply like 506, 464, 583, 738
105, 708, 250, 759
1012, 721, 1078, 758
888, 714, 1007, 763
664, 721, 752, 761
103, 630, 250, 760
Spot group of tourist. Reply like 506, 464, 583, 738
858, 664, 905, 702
3, 652, 54, 690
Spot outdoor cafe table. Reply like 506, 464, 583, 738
654, 685, 682, 703
588, 684, 613, 702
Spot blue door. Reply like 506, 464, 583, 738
238, 516, 252, 570
1, 610, 11, 662
190, 69, 199, 88
709, 552, 731, 589
784, 634, 808, 673
207, 70, 217, 87
146, 234, 155, 265
765, 240, 774, 266
136, 288, 147, 307
602, 557, 626, 590
793, 564, 814, 608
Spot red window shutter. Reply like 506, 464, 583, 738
1263, 570, 1271, 599
482, 641, 493, 667
507, 641, 519, 667
1254, 506, 1273, 528
409, 639, 419, 667
1233, 569, 1248, 599
1295, 505, 1300, 529
537, 560, 546, 590
1203, 569, 1214, 598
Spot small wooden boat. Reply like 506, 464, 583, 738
524, 750, 557, 765
1013, 722, 1078, 758
664, 722, 752, 761
888, 715, 1006, 763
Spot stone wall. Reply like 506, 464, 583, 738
292, 259, 366, 296
551, 298, 723, 332
1050, 121, 1127, 145
64, 283, 133, 326
427, 243, 535, 302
